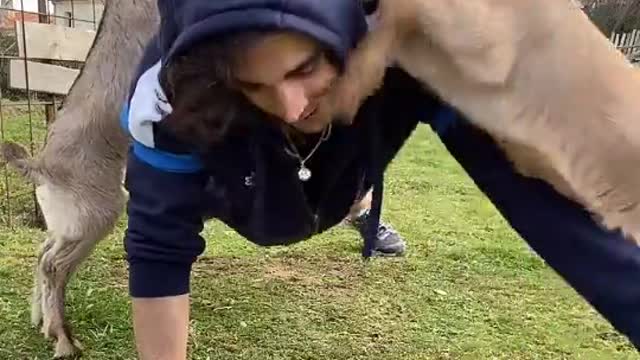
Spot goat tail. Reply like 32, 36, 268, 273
0, 142, 45, 184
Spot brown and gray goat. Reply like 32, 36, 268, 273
1, 0, 158, 357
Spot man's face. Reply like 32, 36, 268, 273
232, 31, 341, 134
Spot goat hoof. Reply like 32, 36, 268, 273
53, 337, 81, 359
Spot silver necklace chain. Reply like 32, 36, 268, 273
283, 123, 333, 181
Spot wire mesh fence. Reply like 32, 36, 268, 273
0, 0, 104, 229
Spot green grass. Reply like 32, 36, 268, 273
0, 104, 48, 227
0, 126, 637, 359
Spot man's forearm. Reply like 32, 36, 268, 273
132, 294, 190, 360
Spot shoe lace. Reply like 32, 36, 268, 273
377, 223, 396, 238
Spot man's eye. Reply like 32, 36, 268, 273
294, 55, 321, 77
298, 61, 316, 75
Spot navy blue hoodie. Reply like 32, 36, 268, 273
120, 0, 441, 298
120, 1, 640, 349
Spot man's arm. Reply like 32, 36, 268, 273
121, 65, 209, 357
124, 147, 208, 360
427, 109, 640, 350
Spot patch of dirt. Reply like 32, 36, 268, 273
262, 261, 322, 286
260, 257, 364, 297
193, 255, 366, 297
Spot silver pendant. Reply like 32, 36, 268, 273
298, 166, 312, 181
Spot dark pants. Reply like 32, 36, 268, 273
430, 110, 640, 350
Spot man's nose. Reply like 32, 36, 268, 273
275, 82, 308, 123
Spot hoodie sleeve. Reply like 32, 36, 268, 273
120, 56, 209, 298
123, 148, 208, 298
380, 67, 640, 344
427, 103, 640, 346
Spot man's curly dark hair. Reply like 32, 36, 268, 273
158, 33, 264, 152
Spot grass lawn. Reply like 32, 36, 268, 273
0, 104, 48, 227
0, 125, 637, 359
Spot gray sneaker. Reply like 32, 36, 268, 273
349, 209, 407, 256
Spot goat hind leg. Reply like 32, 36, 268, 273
40, 235, 98, 358
31, 237, 55, 328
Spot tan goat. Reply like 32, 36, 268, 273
334, 0, 640, 245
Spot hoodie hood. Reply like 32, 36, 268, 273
122, 0, 383, 259
123, 0, 370, 154
157, 0, 369, 72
